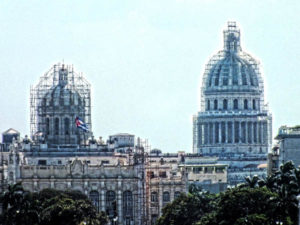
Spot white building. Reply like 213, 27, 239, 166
193, 22, 272, 185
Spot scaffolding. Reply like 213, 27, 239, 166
133, 137, 150, 225
30, 63, 91, 143
199, 21, 265, 112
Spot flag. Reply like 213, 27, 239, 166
75, 117, 89, 132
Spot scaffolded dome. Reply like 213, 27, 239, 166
201, 22, 265, 111
30, 63, 91, 145
193, 21, 273, 186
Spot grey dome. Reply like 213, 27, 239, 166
202, 22, 263, 94
43, 85, 83, 107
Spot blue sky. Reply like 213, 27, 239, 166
0, 0, 299, 152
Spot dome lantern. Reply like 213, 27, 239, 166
223, 21, 241, 53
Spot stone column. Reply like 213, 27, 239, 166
245, 121, 248, 143
204, 123, 208, 144
260, 122, 263, 144
232, 122, 235, 143
101, 189, 105, 212
199, 123, 202, 145
117, 189, 122, 225
219, 121, 222, 144
249, 122, 253, 144
239, 121, 242, 143
256, 122, 259, 144
212, 122, 216, 144
225, 121, 228, 143
207, 123, 211, 144
159, 187, 163, 217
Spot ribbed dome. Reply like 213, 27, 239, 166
41, 66, 83, 107
43, 85, 82, 107
202, 22, 263, 93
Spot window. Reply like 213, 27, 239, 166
64, 118, 70, 135
58, 160, 62, 165
223, 99, 228, 110
55, 118, 59, 135
147, 171, 155, 179
193, 167, 202, 174
207, 100, 210, 110
106, 191, 116, 218
151, 192, 158, 202
233, 99, 238, 110
89, 191, 99, 212
151, 215, 158, 225
46, 118, 50, 135
159, 171, 167, 178
253, 99, 256, 110
163, 192, 170, 202
174, 191, 181, 199
215, 167, 225, 173
38, 160, 47, 165
123, 191, 133, 219
204, 167, 213, 173
214, 99, 218, 110
244, 99, 248, 110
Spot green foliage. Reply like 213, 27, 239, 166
203, 187, 277, 225
158, 161, 300, 225
0, 184, 108, 225
156, 184, 216, 225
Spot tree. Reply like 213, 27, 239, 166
0, 185, 108, 225
1, 182, 40, 225
198, 187, 278, 225
156, 184, 216, 225
40, 196, 106, 225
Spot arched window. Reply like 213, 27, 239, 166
46, 118, 50, 135
163, 191, 170, 202
89, 191, 99, 212
55, 118, 59, 135
64, 118, 70, 135
233, 99, 238, 110
106, 191, 116, 218
123, 191, 133, 220
207, 100, 210, 111
244, 99, 248, 110
174, 191, 181, 199
253, 99, 256, 110
151, 192, 158, 202
223, 99, 228, 110
214, 99, 218, 110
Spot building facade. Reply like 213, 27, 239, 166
0, 62, 227, 225
268, 125, 300, 175
193, 22, 272, 185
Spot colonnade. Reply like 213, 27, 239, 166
198, 120, 268, 145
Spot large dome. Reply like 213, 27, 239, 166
42, 85, 83, 107
202, 22, 264, 95
31, 63, 92, 145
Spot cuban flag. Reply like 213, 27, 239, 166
75, 117, 89, 132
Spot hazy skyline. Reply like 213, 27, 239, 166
0, 0, 300, 152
